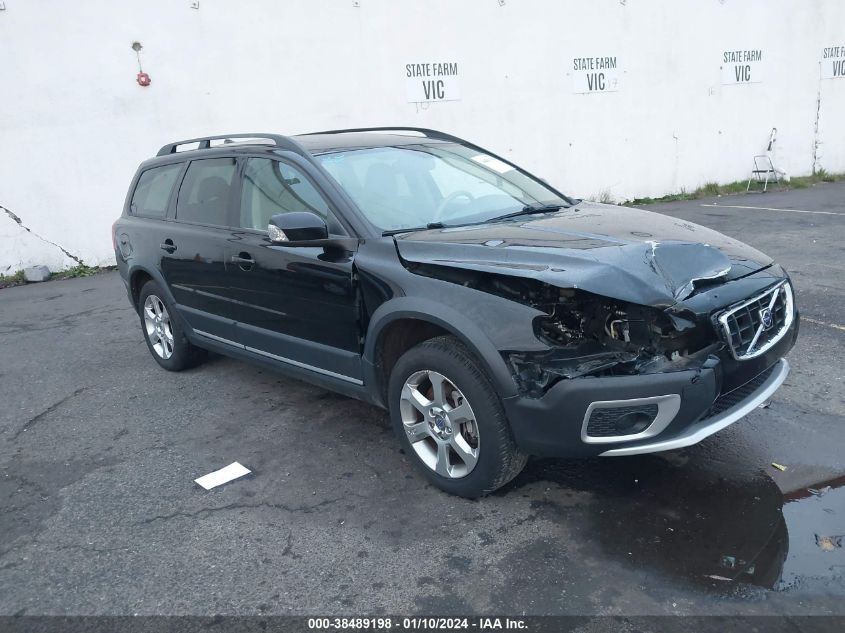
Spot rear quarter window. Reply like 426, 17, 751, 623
130, 163, 182, 218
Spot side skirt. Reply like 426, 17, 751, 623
187, 330, 378, 406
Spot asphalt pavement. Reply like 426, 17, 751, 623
1, 182, 844, 616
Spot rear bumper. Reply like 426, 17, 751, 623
502, 318, 797, 458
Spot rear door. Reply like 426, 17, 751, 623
122, 161, 184, 265
224, 156, 362, 383
159, 156, 240, 341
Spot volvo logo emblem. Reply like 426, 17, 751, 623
759, 307, 774, 330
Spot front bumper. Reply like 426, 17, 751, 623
502, 317, 797, 458
599, 358, 788, 456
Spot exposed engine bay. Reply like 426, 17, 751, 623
406, 262, 723, 397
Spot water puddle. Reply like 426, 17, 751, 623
778, 474, 845, 589
511, 457, 845, 591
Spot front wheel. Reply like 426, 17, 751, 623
388, 336, 527, 498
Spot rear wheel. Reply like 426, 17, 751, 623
138, 280, 206, 371
388, 335, 527, 497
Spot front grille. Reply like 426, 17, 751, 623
586, 404, 659, 437
717, 282, 794, 360
704, 364, 776, 418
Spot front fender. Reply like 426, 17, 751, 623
363, 296, 527, 406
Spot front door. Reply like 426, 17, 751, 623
225, 156, 362, 383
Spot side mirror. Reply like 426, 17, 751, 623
268, 212, 328, 245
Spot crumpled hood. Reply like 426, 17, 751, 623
393, 201, 773, 307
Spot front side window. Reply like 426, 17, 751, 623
239, 158, 332, 231
130, 164, 182, 218
176, 158, 237, 226
316, 142, 569, 231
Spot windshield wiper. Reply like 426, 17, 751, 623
381, 203, 568, 236
485, 203, 568, 224
382, 222, 445, 237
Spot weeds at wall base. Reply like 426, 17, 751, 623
52, 263, 109, 280
0, 269, 26, 289
0, 264, 116, 289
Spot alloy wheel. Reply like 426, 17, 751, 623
399, 370, 480, 478
143, 294, 174, 359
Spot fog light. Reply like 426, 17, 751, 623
581, 394, 681, 444
614, 410, 654, 434
586, 404, 659, 438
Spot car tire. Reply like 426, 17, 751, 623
138, 279, 206, 371
388, 335, 527, 498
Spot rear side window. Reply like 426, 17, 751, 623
130, 164, 182, 218
176, 158, 237, 226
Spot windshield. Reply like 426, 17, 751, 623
315, 142, 570, 232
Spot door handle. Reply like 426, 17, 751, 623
160, 240, 177, 254
231, 253, 255, 270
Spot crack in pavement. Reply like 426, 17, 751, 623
9, 387, 90, 441
0, 306, 130, 336
135, 496, 348, 526
54, 543, 132, 556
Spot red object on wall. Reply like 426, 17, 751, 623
136, 72, 151, 87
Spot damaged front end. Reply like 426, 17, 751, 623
392, 203, 795, 457
508, 286, 721, 397
405, 261, 723, 399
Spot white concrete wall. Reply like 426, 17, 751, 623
1, 0, 843, 273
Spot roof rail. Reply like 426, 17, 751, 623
156, 133, 306, 157
300, 127, 470, 145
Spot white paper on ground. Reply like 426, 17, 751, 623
195, 462, 251, 490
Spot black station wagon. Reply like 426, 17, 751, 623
113, 128, 799, 497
